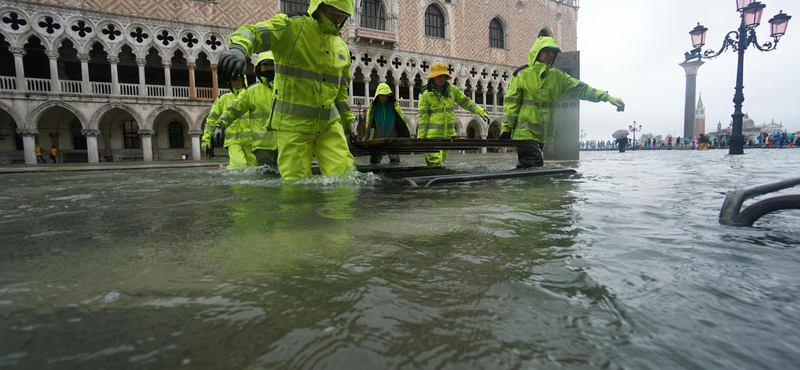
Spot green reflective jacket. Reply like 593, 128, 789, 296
218, 79, 276, 151
202, 87, 247, 148
227, 0, 355, 136
417, 82, 487, 139
502, 37, 609, 143
364, 83, 410, 140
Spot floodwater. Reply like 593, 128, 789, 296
0, 150, 798, 370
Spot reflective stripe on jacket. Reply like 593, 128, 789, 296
417, 83, 487, 139
502, 36, 610, 143
228, 0, 354, 136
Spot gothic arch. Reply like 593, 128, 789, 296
195, 112, 209, 132
90, 103, 143, 130
0, 101, 24, 128
27, 100, 88, 130
146, 104, 191, 131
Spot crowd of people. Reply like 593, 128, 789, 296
200, 0, 626, 179
582, 130, 798, 151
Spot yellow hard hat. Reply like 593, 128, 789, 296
426, 62, 451, 80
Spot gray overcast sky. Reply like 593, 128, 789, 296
577, 0, 798, 141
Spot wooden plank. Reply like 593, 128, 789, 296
352, 138, 536, 155
403, 168, 577, 187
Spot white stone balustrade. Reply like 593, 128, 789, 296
26, 78, 51, 92
120, 83, 139, 96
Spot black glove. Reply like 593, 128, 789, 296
498, 131, 511, 140
218, 45, 247, 82
347, 131, 358, 153
482, 115, 490, 125
211, 127, 224, 147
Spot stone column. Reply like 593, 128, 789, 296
163, 62, 172, 97
491, 86, 498, 108
138, 129, 154, 161
210, 64, 219, 99
17, 128, 38, 165
46, 51, 61, 93
480, 133, 488, 154
136, 58, 147, 96
348, 79, 354, 104
187, 62, 197, 99
189, 130, 202, 160
82, 129, 100, 163
78, 53, 91, 94
394, 82, 400, 101
10, 47, 26, 91
362, 77, 370, 100
108, 56, 120, 95
680, 60, 704, 140
481, 89, 487, 109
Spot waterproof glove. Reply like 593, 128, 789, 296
482, 114, 490, 125
608, 96, 625, 112
347, 131, 359, 154
498, 131, 511, 140
212, 127, 224, 146
218, 46, 247, 82
201, 141, 210, 152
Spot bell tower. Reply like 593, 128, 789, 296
694, 93, 706, 136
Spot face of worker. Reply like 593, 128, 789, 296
432, 75, 448, 87
259, 63, 274, 73
231, 77, 244, 89
321, 5, 348, 25
536, 48, 557, 64
378, 95, 389, 104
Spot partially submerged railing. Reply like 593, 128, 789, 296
719, 177, 800, 226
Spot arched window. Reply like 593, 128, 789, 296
425, 5, 445, 38
538, 28, 551, 38
489, 18, 504, 48
168, 121, 184, 148
70, 121, 86, 149
281, 0, 310, 14
123, 120, 140, 149
361, 0, 386, 30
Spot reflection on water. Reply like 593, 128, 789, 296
0, 150, 798, 369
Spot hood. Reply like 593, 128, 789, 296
527, 36, 561, 75
372, 83, 394, 102
308, 0, 353, 18
228, 75, 248, 94
257, 51, 274, 65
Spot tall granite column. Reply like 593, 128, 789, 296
17, 128, 38, 164
210, 64, 219, 99
680, 60, 704, 140
189, 130, 203, 160
139, 129, 154, 161
108, 56, 120, 95
82, 129, 100, 163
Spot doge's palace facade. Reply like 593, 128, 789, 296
0, 0, 578, 164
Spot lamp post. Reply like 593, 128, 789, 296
685, 1, 791, 155
629, 122, 642, 149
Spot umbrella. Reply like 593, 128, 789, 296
612, 129, 629, 139
760, 131, 768, 137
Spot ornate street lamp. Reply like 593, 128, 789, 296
628, 122, 642, 149
684, 1, 791, 155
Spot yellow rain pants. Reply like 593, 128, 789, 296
276, 123, 354, 181
227, 144, 257, 169
425, 151, 449, 167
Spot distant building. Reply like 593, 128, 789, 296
694, 94, 706, 137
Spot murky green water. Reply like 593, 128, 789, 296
1, 150, 798, 369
